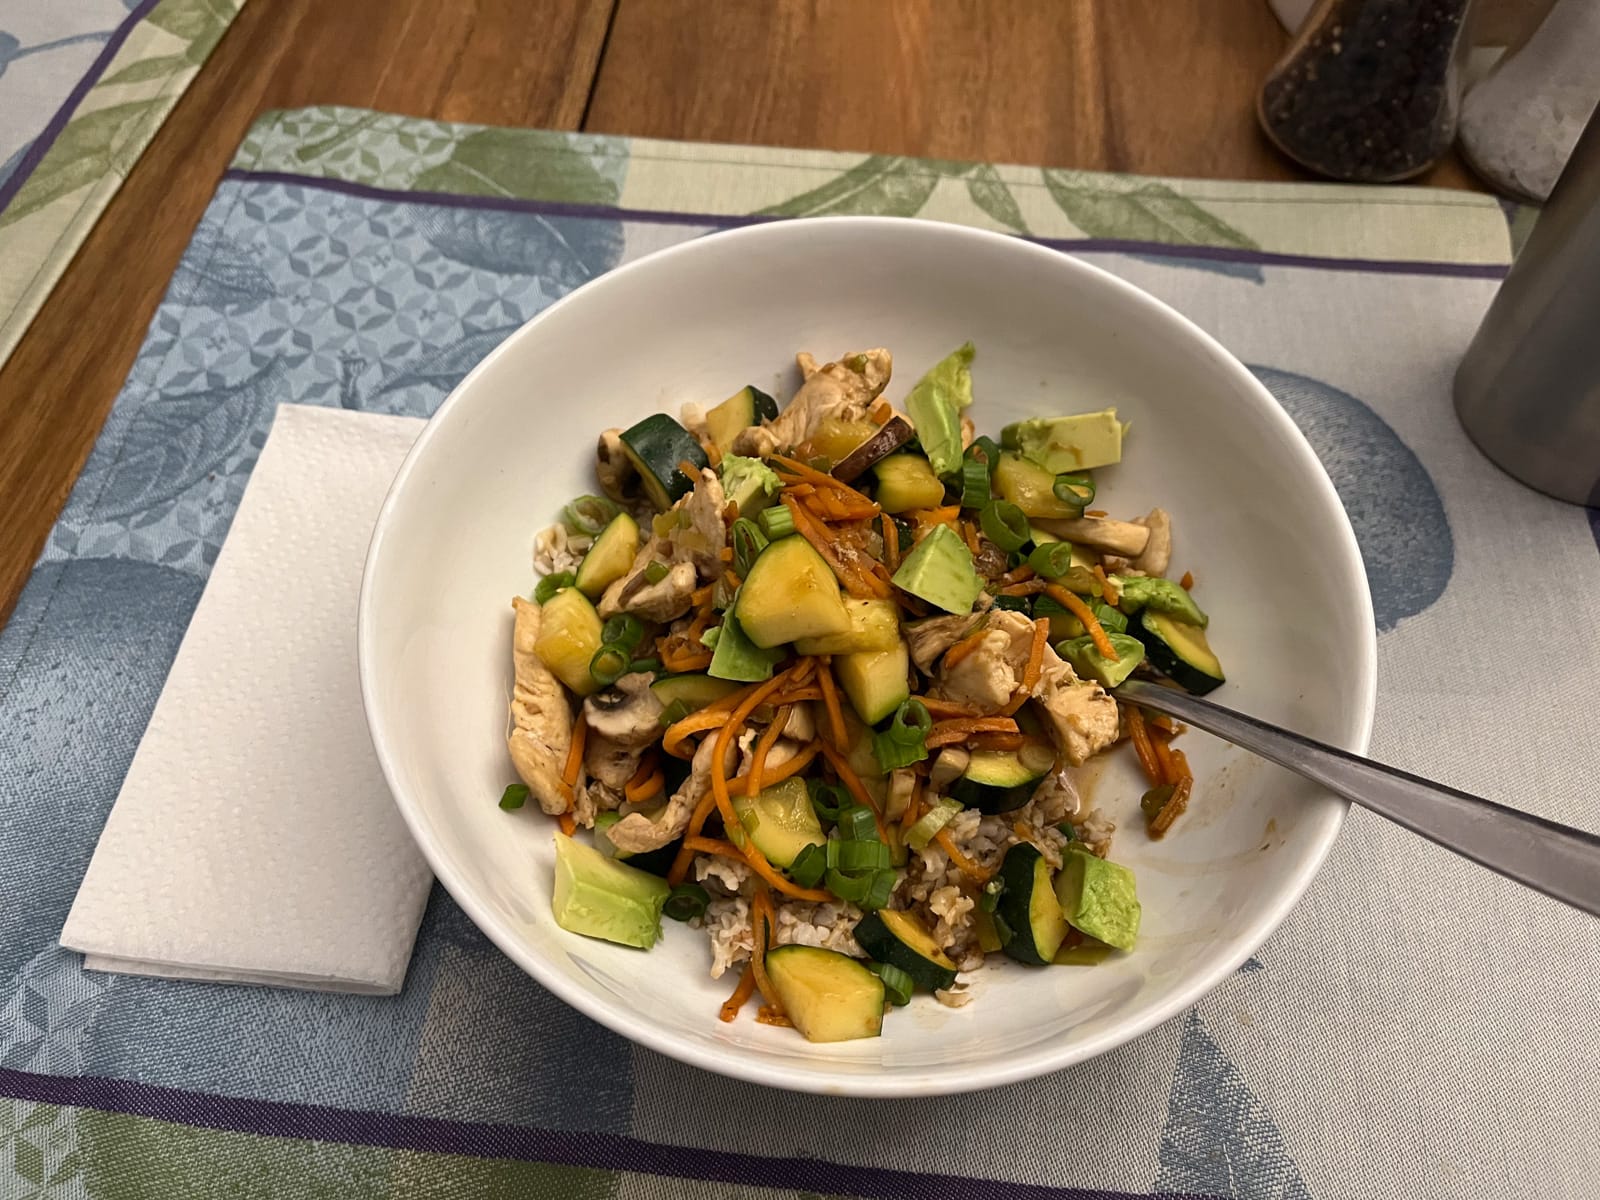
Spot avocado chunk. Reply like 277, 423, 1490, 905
735, 535, 851, 648
1055, 631, 1145, 688
764, 945, 885, 1042
551, 833, 671, 949
1113, 575, 1208, 627
1002, 409, 1124, 473
707, 612, 784, 682
903, 342, 974, 478
891, 524, 982, 615
834, 638, 911, 724
1054, 844, 1140, 951
719, 454, 782, 517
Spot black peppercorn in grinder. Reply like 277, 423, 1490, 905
1258, 0, 1475, 182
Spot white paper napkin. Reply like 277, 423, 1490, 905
60, 404, 433, 995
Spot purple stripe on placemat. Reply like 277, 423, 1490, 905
220, 167, 1512, 281
0, 0, 165, 215
0, 1067, 1217, 1200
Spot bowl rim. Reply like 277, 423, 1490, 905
358, 215, 1378, 1096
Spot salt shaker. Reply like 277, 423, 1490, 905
1257, 0, 1474, 182
1454, 109, 1600, 507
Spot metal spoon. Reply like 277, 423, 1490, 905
1113, 678, 1600, 918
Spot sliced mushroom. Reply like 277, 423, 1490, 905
904, 612, 987, 673
584, 735, 641, 790
886, 769, 919, 822
572, 778, 623, 829
605, 732, 725, 854
1132, 508, 1172, 578
506, 597, 574, 815
832, 414, 914, 482
583, 672, 666, 750
1030, 515, 1151, 558
600, 556, 697, 623
596, 429, 641, 506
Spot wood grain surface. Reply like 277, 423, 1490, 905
0, 0, 1524, 625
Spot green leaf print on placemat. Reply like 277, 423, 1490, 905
1042, 168, 1260, 249
414, 128, 620, 206
0, 100, 165, 229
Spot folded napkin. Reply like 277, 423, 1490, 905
60, 404, 433, 995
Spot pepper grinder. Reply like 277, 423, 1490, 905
1258, 0, 1475, 182
1454, 108, 1600, 507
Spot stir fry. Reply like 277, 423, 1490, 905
503, 344, 1225, 1042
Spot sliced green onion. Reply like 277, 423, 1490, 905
861, 868, 897, 911
959, 457, 991, 508
838, 805, 879, 842
825, 867, 869, 903
533, 572, 574, 604
590, 642, 630, 686
1141, 784, 1175, 821
979, 877, 1006, 912
730, 518, 769, 577
757, 504, 795, 540
1057, 821, 1078, 842
872, 698, 931, 771
563, 494, 621, 535
1052, 473, 1095, 507
969, 435, 1001, 471
906, 797, 963, 850
499, 783, 529, 811
602, 613, 646, 653
662, 883, 710, 922
1028, 542, 1076, 579
643, 560, 670, 585
992, 594, 1032, 613
789, 843, 827, 888
980, 500, 1030, 552
836, 840, 891, 872
868, 961, 915, 1005
825, 838, 842, 870
626, 656, 662, 676
807, 780, 850, 825
873, 732, 926, 772
992, 911, 1016, 947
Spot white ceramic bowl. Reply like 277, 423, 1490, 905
359, 217, 1376, 1096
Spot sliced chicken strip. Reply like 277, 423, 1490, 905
733, 348, 892, 457
929, 609, 1036, 712
572, 779, 623, 830
507, 597, 573, 816
605, 734, 723, 854
1029, 652, 1120, 766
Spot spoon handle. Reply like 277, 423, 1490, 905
1115, 679, 1600, 918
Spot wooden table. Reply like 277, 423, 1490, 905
0, 0, 1504, 626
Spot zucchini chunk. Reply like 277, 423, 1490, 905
994, 842, 1069, 965
764, 946, 885, 1042
854, 909, 959, 991
619, 414, 709, 510
735, 536, 851, 648
575, 512, 640, 598
1130, 609, 1224, 694
705, 385, 778, 454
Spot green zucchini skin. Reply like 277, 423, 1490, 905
855, 909, 959, 991
620, 414, 709, 510
1130, 609, 1225, 694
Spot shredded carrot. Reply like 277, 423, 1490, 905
677, 458, 701, 481
882, 512, 900, 573
1149, 773, 1194, 837
924, 716, 1019, 748
998, 579, 1047, 596
1000, 618, 1051, 716
746, 705, 792, 798
624, 768, 664, 804
1001, 564, 1036, 585
942, 629, 989, 670
905, 505, 960, 529
558, 813, 576, 836
961, 520, 982, 556
1044, 584, 1118, 660
727, 739, 821, 794
974, 731, 1031, 751
1180, 570, 1195, 591
690, 584, 714, 607
1124, 703, 1163, 786
771, 454, 872, 502
768, 685, 824, 706
1012, 820, 1036, 845
661, 682, 758, 759
901, 777, 926, 832
562, 715, 588, 789
914, 696, 983, 719
722, 499, 738, 524
719, 545, 734, 562
719, 963, 757, 1023
659, 635, 714, 672
681, 836, 835, 901
1150, 728, 1178, 785
1093, 564, 1120, 606
811, 490, 880, 521
935, 827, 989, 881
706, 442, 723, 469
816, 660, 847, 747
868, 396, 892, 425
818, 742, 888, 839
626, 752, 658, 790
1085, 509, 1108, 518
748, 888, 783, 1015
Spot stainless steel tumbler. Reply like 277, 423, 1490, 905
1454, 109, 1600, 507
